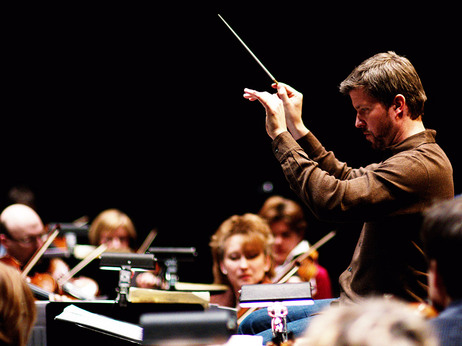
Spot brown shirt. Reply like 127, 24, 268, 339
272, 130, 454, 303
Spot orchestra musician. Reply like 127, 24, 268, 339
421, 196, 462, 345
78, 208, 161, 296
77, 208, 139, 298
295, 297, 438, 346
88, 208, 137, 252
239, 52, 454, 343
209, 213, 274, 316
86, 208, 162, 290
0, 261, 36, 346
258, 195, 332, 299
0, 204, 71, 299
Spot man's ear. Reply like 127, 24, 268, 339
0, 234, 9, 250
429, 259, 449, 309
392, 94, 406, 117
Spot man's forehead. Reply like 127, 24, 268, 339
1, 204, 43, 234
349, 88, 379, 108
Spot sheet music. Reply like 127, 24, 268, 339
55, 304, 143, 343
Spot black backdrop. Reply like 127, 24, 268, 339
2, 5, 460, 293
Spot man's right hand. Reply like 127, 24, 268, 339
273, 83, 309, 140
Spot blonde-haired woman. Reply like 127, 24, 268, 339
0, 262, 36, 346
82, 209, 138, 298
88, 208, 137, 252
209, 213, 274, 314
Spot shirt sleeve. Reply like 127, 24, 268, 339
271, 131, 428, 222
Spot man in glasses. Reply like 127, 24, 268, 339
0, 203, 48, 268
0, 203, 70, 283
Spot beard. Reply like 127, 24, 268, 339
363, 120, 394, 150
364, 132, 387, 150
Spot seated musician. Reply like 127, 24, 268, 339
87, 208, 163, 290
82, 208, 140, 298
0, 204, 70, 297
88, 208, 137, 252
209, 213, 274, 315
259, 196, 332, 299
0, 261, 37, 346
296, 297, 438, 346
420, 196, 462, 345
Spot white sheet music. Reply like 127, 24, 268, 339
55, 304, 143, 343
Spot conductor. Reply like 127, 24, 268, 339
239, 51, 454, 341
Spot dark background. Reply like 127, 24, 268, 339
2, 5, 460, 295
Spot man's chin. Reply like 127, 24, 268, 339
366, 137, 385, 151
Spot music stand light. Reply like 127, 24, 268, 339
147, 247, 197, 290
240, 282, 313, 344
100, 252, 156, 307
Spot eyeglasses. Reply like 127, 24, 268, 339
6, 231, 49, 246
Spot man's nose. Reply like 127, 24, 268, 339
355, 115, 366, 128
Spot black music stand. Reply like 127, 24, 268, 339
147, 247, 197, 290
240, 282, 312, 345
100, 253, 156, 307
46, 300, 205, 346
140, 309, 236, 345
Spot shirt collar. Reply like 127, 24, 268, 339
383, 129, 437, 158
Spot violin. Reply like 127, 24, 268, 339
294, 250, 319, 283
272, 231, 336, 284
237, 231, 336, 325
0, 254, 58, 300
1, 227, 101, 300
409, 301, 439, 319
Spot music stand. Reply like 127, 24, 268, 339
140, 309, 236, 345
44, 222, 90, 258
100, 252, 156, 307
240, 282, 313, 345
147, 247, 197, 290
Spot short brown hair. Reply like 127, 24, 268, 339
259, 195, 307, 236
339, 51, 427, 119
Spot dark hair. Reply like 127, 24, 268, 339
421, 196, 462, 299
0, 220, 8, 236
339, 51, 427, 119
259, 196, 307, 236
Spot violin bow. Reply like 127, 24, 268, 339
137, 229, 157, 254
57, 243, 107, 287
237, 231, 336, 325
21, 225, 60, 278
273, 230, 336, 284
